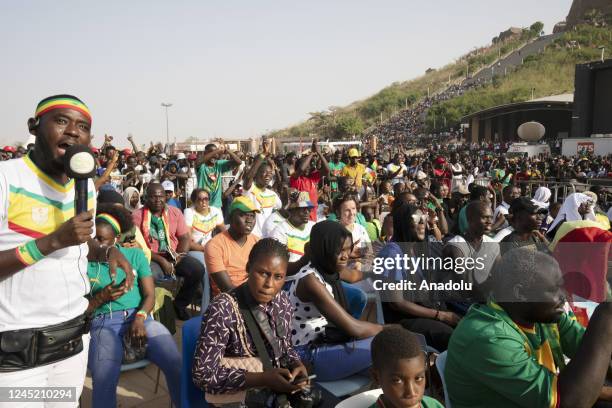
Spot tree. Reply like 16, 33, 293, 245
334, 116, 364, 139
530, 21, 544, 36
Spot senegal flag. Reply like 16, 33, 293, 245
550, 220, 612, 302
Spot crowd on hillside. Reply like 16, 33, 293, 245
3, 93, 612, 408
363, 80, 484, 145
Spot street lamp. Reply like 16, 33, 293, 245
161, 102, 173, 144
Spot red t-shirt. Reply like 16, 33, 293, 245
289, 171, 321, 221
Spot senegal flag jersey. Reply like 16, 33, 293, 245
0, 153, 96, 331
445, 302, 584, 408
270, 219, 314, 263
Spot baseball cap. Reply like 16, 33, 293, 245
229, 196, 261, 215
159, 153, 168, 159
176, 152, 186, 160
286, 190, 315, 210
161, 180, 175, 192
509, 197, 548, 215
453, 184, 470, 195
348, 148, 360, 158
3, 146, 16, 153
415, 171, 428, 181
187, 153, 197, 161
122, 148, 132, 156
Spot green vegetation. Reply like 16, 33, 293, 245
424, 24, 612, 132
270, 23, 545, 140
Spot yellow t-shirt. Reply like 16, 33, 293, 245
342, 164, 366, 187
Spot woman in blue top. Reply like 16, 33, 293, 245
86, 203, 181, 408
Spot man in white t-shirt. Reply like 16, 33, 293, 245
243, 155, 281, 237
0, 94, 133, 401
270, 191, 315, 263
492, 185, 520, 231
386, 153, 407, 185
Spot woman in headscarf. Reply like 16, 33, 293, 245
123, 186, 142, 212
532, 186, 552, 209
286, 221, 382, 381
376, 203, 459, 351
546, 192, 596, 239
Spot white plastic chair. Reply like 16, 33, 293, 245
435, 350, 452, 408
335, 389, 383, 408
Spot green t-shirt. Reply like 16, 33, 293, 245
368, 395, 443, 408
197, 159, 234, 208
87, 247, 152, 316
328, 161, 345, 191
365, 219, 381, 242
445, 303, 585, 408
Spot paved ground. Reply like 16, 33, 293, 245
464, 32, 564, 86
80, 320, 184, 408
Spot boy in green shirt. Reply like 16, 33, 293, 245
369, 326, 443, 408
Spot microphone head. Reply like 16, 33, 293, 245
64, 145, 96, 179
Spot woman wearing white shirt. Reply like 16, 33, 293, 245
333, 193, 372, 282
184, 188, 225, 311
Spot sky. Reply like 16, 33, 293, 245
1, 0, 572, 148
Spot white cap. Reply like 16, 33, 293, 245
161, 180, 174, 192
416, 171, 428, 180
159, 153, 168, 159
176, 152, 186, 160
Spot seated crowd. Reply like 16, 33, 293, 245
54, 136, 612, 407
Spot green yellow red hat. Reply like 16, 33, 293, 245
229, 196, 261, 215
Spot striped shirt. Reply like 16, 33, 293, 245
0, 154, 95, 331
270, 219, 314, 262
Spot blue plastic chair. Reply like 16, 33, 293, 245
180, 315, 208, 408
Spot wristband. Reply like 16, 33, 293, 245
15, 240, 45, 266
434, 309, 440, 320
136, 310, 148, 319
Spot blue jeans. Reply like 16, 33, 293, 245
88, 308, 181, 408
296, 337, 374, 382
188, 250, 210, 313
341, 281, 367, 319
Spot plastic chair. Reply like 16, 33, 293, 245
435, 351, 452, 408
316, 374, 372, 398
180, 315, 208, 408
335, 388, 383, 408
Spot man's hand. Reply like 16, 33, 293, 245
104, 134, 113, 143
45, 210, 94, 251
262, 140, 269, 155
158, 257, 175, 277
108, 246, 134, 290
311, 139, 321, 154
96, 281, 129, 304
438, 311, 461, 327
127, 135, 133, 142
129, 318, 147, 348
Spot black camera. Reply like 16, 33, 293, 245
244, 386, 323, 408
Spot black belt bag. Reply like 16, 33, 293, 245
0, 314, 91, 372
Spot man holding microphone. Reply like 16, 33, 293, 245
0, 95, 132, 407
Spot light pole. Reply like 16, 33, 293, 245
161, 102, 172, 145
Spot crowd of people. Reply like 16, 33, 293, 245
1, 94, 612, 408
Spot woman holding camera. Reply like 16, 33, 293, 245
86, 204, 181, 408
193, 239, 312, 406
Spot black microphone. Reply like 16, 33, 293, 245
63, 145, 96, 215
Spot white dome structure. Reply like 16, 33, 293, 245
517, 121, 545, 142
